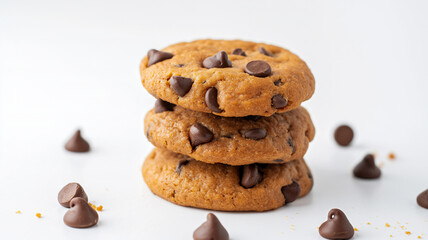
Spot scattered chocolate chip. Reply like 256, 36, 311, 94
271, 94, 288, 109
154, 99, 175, 113
334, 125, 354, 146
170, 76, 193, 97
193, 213, 229, 240
242, 128, 267, 140
189, 123, 214, 147
258, 47, 272, 56
417, 189, 428, 209
281, 181, 301, 204
147, 49, 173, 67
176, 160, 189, 174
202, 51, 232, 69
240, 164, 263, 188
245, 60, 271, 77
243, 115, 262, 121
58, 183, 88, 208
273, 159, 284, 163
205, 87, 222, 113
65, 130, 90, 153
63, 197, 99, 228
353, 154, 381, 179
287, 137, 296, 155
231, 48, 246, 56
274, 79, 283, 86
319, 208, 354, 240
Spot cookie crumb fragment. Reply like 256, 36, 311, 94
96, 205, 103, 211
15, 210, 21, 214
89, 202, 103, 211
354, 227, 358, 231
385, 223, 390, 227
36, 213, 42, 218
405, 231, 411, 235
388, 153, 396, 160
418, 236, 422, 239
367, 222, 371, 225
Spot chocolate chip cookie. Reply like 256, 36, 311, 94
145, 100, 315, 165
140, 39, 315, 117
142, 148, 313, 212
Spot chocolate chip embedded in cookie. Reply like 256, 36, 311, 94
142, 148, 313, 212
144, 105, 315, 165
140, 39, 315, 117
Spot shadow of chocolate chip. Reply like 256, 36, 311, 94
147, 49, 173, 67
175, 159, 189, 174
281, 181, 301, 204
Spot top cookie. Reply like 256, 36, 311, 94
140, 39, 315, 117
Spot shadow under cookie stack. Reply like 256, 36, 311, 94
140, 39, 315, 212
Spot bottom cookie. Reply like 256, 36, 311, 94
142, 148, 313, 212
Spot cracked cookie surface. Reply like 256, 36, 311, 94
145, 102, 315, 165
140, 39, 315, 117
142, 148, 313, 212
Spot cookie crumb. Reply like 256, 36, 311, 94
35, 213, 42, 218
405, 231, 411, 235
96, 205, 103, 211
385, 223, 390, 227
388, 153, 396, 160
15, 211, 21, 214
390, 235, 392, 237
418, 236, 422, 239
89, 202, 103, 211
354, 227, 358, 231
367, 222, 371, 225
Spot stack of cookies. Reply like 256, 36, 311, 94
140, 39, 315, 212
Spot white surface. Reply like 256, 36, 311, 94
1, 0, 428, 239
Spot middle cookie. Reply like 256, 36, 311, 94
145, 99, 315, 165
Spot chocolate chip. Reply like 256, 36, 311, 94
258, 47, 272, 56
176, 159, 189, 174
273, 159, 284, 163
281, 181, 301, 204
240, 164, 263, 188
243, 115, 262, 121
287, 137, 296, 155
175, 64, 185, 67
242, 128, 267, 140
154, 99, 175, 113
63, 197, 99, 228
65, 130, 90, 153
231, 48, 246, 56
193, 213, 229, 240
147, 49, 173, 67
319, 209, 354, 240
245, 60, 271, 77
334, 125, 354, 146
417, 189, 428, 209
205, 87, 222, 113
274, 79, 283, 86
58, 183, 88, 208
353, 154, 381, 179
170, 76, 193, 97
189, 123, 214, 147
271, 94, 288, 109
202, 51, 232, 69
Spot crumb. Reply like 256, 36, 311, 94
96, 205, 103, 211
15, 211, 21, 214
390, 235, 392, 237
36, 213, 42, 218
418, 236, 422, 239
405, 231, 411, 235
385, 223, 390, 227
354, 228, 358, 231
367, 222, 371, 225
388, 153, 396, 160
89, 202, 96, 210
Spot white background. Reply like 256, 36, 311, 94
1, 0, 428, 239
